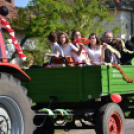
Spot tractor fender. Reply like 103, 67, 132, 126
0, 63, 31, 82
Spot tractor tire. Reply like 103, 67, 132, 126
95, 103, 125, 134
0, 73, 35, 134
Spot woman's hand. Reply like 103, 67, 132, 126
78, 43, 83, 46
101, 62, 107, 65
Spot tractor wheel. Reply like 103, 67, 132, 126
0, 73, 35, 134
95, 103, 125, 134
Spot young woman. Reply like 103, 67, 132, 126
86, 33, 107, 65
42, 32, 63, 62
71, 30, 90, 64
58, 32, 83, 57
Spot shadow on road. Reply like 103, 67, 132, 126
55, 119, 134, 134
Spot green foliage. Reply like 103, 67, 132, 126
3, 32, 8, 39
10, 0, 116, 38
22, 38, 51, 68
10, 0, 71, 37
3, 32, 9, 44
113, 20, 126, 38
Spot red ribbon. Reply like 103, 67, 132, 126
0, 15, 26, 61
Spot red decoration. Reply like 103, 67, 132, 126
0, 15, 26, 61
73, 38, 90, 45
111, 94, 122, 103
18, 53, 26, 61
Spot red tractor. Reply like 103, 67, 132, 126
0, 6, 35, 134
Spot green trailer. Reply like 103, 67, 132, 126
22, 65, 134, 134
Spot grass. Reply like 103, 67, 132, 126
55, 129, 64, 133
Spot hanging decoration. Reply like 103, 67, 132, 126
112, 64, 134, 83
103, 43, 121, 58
121, 39, 134, 54
0, 15, 26, 61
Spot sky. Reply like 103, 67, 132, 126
14, 0, 30, 7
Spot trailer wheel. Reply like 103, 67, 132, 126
0, 73, 35, 134
95, 103, 125, 134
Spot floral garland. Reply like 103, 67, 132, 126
112, 64, 134, 83
0, 15, 26, 61
103, 43, 121, 58
121, 39, 134, 54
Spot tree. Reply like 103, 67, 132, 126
10, 0, 72, 46
61, 0, 116, 37
10, 0, 116, 46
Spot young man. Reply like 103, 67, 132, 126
42, 32, 63, 63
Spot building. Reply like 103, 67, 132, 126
0, 0, 19, 19
105, 0, 134, 41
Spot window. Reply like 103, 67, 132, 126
6, 0, 11, 3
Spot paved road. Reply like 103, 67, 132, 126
55, 119, 134, 134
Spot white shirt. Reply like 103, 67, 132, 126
86, 45, 102, 63
51, 43, 63, 56
71, 44, 86, 62
60, 43, 77, 57
49, 43, 63, 65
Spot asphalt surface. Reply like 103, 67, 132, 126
55, 119, 134, 134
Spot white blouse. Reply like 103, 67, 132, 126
51, 43, 63, 56
86, 45, 102, 63
60, 43, 77, 57
71, 44, 86, 62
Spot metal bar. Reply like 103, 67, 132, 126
35, 113, 75, 116
36, 109, 94, 115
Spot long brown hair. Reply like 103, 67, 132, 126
88, 33, 101, 49
58, 32, 70, 46
71, 30, 81, 42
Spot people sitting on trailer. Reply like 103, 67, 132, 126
113, 36, 134, 65
42, 32, 63, 64
58, 32, 83, 58
86, 33, 107, 65
71, 30, 91, 65
101, 32, 120, 65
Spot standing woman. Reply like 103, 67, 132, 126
86, 33, 107, 65
71, 30, 90, 64
58, 32, 83, 57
